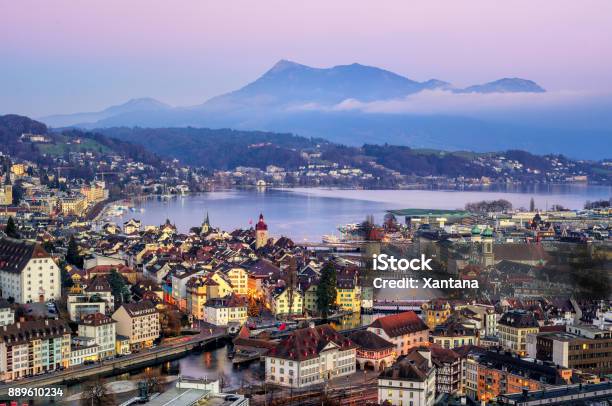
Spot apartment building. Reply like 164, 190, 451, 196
498, 310, 539, 356
112, 301, 160, 351
0, 319, 71, 381
377, 348, 436, 406
368, 311, 430, 356
0, 237, 61, 303
270, 286, 303, 316
204, 295, 248, 327
528, 324, 612, 375
265, 324, 356, 388
465, 350, 571, 403
78, 312, 117, 359
0, 299, 14, 326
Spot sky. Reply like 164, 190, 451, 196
1, 0, 611, 117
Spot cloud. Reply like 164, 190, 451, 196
288, 89, 604, 116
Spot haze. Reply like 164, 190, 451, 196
1, 0, 611, 117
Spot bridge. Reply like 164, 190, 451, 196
371, 299, 428, 313
0, 330, 228, 396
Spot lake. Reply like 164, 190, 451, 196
114, 185, 611, 241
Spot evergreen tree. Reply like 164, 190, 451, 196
5, 216, 19, 239
66, 236, 84, 268
108, 269, 130, 304
530, 197, 535, 212
316, 262, 337, 318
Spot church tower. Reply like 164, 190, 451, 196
201, 211, 211, 235
255, 213, 268, 248
482, 226, 494, 267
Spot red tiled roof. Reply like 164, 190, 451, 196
370, 311, 429, 338
268, 324, 355, 361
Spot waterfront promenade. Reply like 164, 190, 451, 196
0, 329, 228, 396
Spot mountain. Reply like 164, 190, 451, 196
33, 60, 612, 159
41, 97, 171, 128
460, 78, 545, 94
201, 60, 450, 109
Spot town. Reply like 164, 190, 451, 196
0, 129, 611, 406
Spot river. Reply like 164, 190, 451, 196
78, 185, 610, 398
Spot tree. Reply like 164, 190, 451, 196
80, 379, 115, 406
316, 262, 337, 318
284, 257, 298, 316
5, 216, 19, 239
61, 266, 74, 289
11, 182, 24, 206
66, 236, 83, 268
247, 296, 261, 317
108, 270, 130, 304
529, 197, 535, 212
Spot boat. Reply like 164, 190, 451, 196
322, 234, 340, 244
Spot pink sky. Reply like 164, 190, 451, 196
1, 0, 611, 116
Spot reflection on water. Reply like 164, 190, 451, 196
114, 187, 610, 242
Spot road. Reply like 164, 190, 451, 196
0, 328, 228, 395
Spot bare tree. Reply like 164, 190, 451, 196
284, 257, 298, 316
80, 379, 115, 406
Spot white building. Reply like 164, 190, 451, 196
264, 324, 356, 388
69, 336, 98, 367
0, 299, 14, 326
204, 295, 248, 327
78, 312, 117, 359
112, 301, 160, 351
378, 348, 436, 406
0, 237, 61, 303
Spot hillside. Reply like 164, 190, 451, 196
0, 114, 161, 167
37, 61, 612, 159
96, 126, 611, 184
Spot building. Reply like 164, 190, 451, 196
58, 196, 87, 216
0, 184, 12, 206
270, 286, 303, 316
80, 182, 107, 203
377, 347, 436, 406
528, 324, 612, 375
368, 311, 430, 356
255, 213, 268, 249
498, 382, 612, 405
123, 219, 142, 235
431, 319, 479, 349
223, 266, 249, 296
0, 319, 71, 381
265, 324, 356, 388
204, 295, 248, 327
422, 300, 452, 329
78, 312, 117, 359
69, 336, 98, 367
348, 330, 395, 371
170, 267, 205, 310
465, 303, 497, 337
336, 268, 361, 313
0, 299, 14, 326
498, 310, 539, 356
186, 276, 212, 320
430, 345, 462, 396
112, 301, 160, 351
67, 275, 114, 321
0, 237, 61, 303
465, 350, 571, 403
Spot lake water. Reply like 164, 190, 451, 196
114, 186, 611, 241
